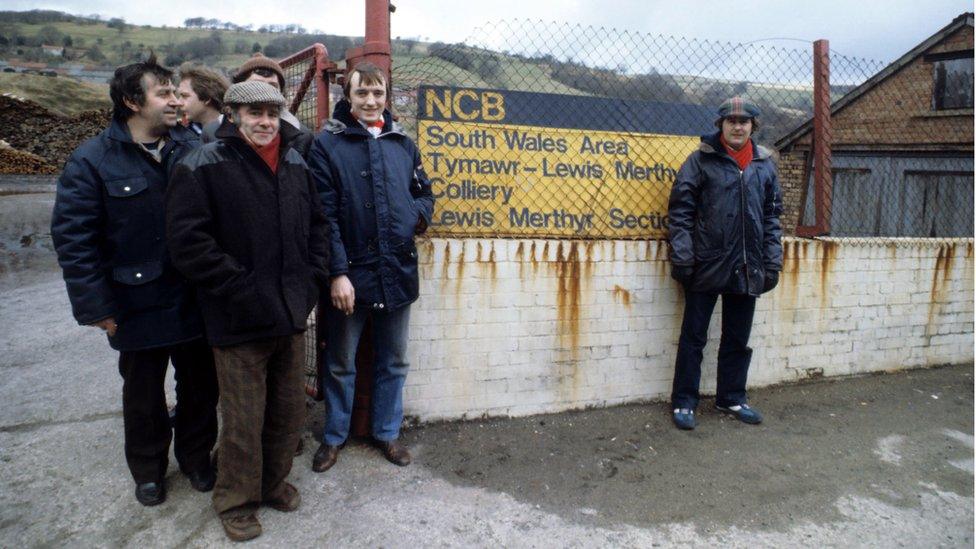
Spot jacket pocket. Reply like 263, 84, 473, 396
694, 247, 724, 263
103, 176, 155, 237
111, 260, 163, 312
104, 176, 149, 198
226, 284, 276, 334
394, 240, 419, 300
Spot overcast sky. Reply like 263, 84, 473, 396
10, 0, 973, 62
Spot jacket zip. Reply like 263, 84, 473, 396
739, 168, 750, 294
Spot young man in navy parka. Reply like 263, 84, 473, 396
307, 62, 434, 472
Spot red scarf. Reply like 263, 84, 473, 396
247, 132, 281, 174
720, 135, 753, 171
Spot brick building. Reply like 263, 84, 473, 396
776, 13, 974, 237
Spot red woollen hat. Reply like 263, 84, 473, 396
235, 53, 285, 85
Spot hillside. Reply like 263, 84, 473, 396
0, 72, 109, 116
0, 10, 364, 69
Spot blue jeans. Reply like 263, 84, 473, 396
671, 290, 756, 410
322, 303, 411, 445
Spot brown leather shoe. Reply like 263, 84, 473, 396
311, 443, 339, 473
221, 514, 262, 542
264, 482, 301, 512
376, 439, 412, 466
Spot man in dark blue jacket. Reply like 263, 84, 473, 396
667, 97, 783, 430
51, 54, 217, 505
307, 62, 434, 472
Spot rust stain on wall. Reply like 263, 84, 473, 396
780, 240, 802, 306
438, 241, 452, 294
930, 243, 955, 301
612, 285, 631, 307
654, 240, 669, 261
553, 242, 583, 359
926, 243, 955, 337
455, 244, 465, 297
819, 240, 836, 307
418, 239, 435, 279
477, 241, 497, 282
582, 241, 595, 281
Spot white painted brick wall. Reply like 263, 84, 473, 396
402, 237, 974, 422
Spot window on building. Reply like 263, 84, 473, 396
931, 51, 974, 110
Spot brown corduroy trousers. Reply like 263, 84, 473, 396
211, 333, 306, 518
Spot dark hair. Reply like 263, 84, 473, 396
178, 63, 230, 110
233, 67, 285, 89
109, 51, 173, 122
343, 62, 387, 98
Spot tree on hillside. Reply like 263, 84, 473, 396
35, 25, 64, 45
0, 23, 23, 46
252, 42, 261, 53
429, 43, 474, 71
86, 45, 106, 63
475, 55, 502, 82
0, 9, 88, 24
107, 18, 126, 32
263, 33, 353, 58
165, 32, 225, 65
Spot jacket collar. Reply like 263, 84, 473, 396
106, 117, 195, 145
698, 130, 771, 161
324, 99, 403, 137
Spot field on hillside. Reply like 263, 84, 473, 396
0, 73, 109, 116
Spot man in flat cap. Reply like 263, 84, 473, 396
166, 81, 329, 541
201, 53, 313, 157
666, 97, 783, 430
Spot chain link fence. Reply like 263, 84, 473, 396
386, 19, 973, 242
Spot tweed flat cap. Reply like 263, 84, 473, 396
716, 96, 761, 124
223, 81, 286, 107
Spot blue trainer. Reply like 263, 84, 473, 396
672, 408, 696, 430
716, 403, 763, 424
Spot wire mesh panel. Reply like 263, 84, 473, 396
392, 19, 974, 242
278, 44, 331, 132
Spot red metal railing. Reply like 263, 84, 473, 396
278, 43, 337, 132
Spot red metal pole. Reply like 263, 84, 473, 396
345, 0, 393, 79
313, 44, 332, 131
812, 39, 833, 235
